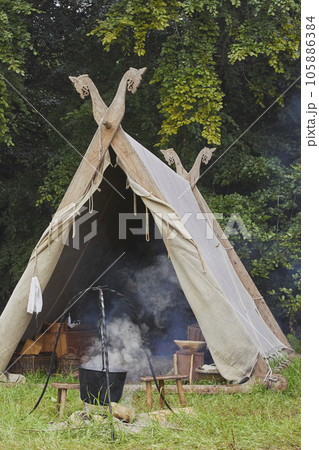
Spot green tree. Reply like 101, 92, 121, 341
0, 0, 37, 145
91, 0, 300, 146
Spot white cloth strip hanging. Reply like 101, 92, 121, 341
27, 276, 43, 315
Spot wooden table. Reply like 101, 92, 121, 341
140, 375, 188, 409
51, 382, 80, 417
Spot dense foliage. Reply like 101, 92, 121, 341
0, 0, 300, 335
91, 0, 300, 146
0, 0, 37, 145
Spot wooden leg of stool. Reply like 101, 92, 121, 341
60, 389, 68, 417
146, 381, 153, 409
176, 379, 186, 407
173, 353, 178, 375
56, 388, 62, 412
189, 354, 194, 385
159, 380, 165, 408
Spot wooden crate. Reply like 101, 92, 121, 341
8, 353, 56, 374
58, 353, 82, 373
34, 332, 67, 358
34, 330, 96, 358
64, 331, 96, 357
20, 339, 42, 355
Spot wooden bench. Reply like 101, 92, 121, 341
51, 382, 80, 417
140, 375, 188, 409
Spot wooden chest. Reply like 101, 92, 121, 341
34, 330, 96, 358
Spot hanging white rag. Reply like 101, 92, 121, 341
27, 276, 43, 315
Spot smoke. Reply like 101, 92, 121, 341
81, 253, 194, 379
117, 253, 195, 355
124, 254, 180, 328
82, 314, 150, 381
107, 316, 149, 375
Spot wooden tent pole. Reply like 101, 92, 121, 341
58, 68, 165, 214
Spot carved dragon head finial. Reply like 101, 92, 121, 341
69, 74, 91, 99
160, 148, 178, 166
200, 147, 216, 165
126, 67, 147, 94
161, 147, 217, 185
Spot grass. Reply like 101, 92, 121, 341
0, 358, 300, 449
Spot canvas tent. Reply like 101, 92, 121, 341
0, 68, 291, 381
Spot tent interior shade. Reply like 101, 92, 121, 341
22, 166, 195, 356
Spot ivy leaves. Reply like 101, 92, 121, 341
152, 32, 224, 145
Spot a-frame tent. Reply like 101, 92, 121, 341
0, 68, 292, 381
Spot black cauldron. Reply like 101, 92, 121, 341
79, 367, 127, 405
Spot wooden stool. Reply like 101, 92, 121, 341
140, 375, 188, 409
51, 382, 80, 417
